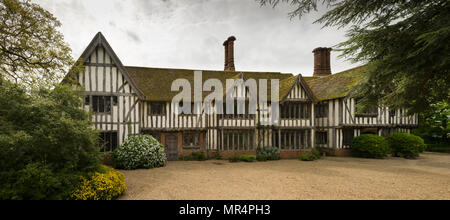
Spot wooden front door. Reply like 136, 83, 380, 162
165, 133, 178, 161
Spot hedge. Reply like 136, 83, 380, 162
387, 133, 426, 159
351, 134, 390, 159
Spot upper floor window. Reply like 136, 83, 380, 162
148, 102, 166, 116
315, 103, 328, 118
89, 96, 117, 113
179, 102, 197, 115
280, 103, 311, 119
222, 101, 252, 119
389, 110, 396, 117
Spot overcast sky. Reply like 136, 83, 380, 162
34, 0, 360, 76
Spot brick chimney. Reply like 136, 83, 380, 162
313, 47, 332, 77
223, 36, 236, 71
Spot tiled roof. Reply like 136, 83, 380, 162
305, 66, 366, 101
125, 65, 366, 102
124, 66, 294, 101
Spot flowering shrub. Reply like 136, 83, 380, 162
112, 135, 167, 170
71, 165, 126, 200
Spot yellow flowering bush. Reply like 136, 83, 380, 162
71, 165, 126, 200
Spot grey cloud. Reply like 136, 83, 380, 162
32, 0, 361, 76
126, 31, 141, 43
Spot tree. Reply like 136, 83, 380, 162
0, 79, 101, 199
413, 101, 449, 144
0, 0, 74, 87
259, 0, 450, 114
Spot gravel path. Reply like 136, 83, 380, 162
119, 152, 450, 200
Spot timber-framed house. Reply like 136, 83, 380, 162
65, 33, 419, 160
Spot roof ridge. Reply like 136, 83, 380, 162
124, 65, 292, 75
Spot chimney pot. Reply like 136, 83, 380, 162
223, 36, 236, 71
313, 47, 332, 77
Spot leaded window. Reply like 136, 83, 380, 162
149, 102, 166, 115
183, 132, 200, 149
315, 103, 328, 118
280, 103, 311, 119
316, 131, 328, 145
89, 96, 116, 113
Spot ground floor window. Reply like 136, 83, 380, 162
316, 131, 328, 145
342, 129, 354, 147
99, 131, 118, 152
221, 130, 254, 151
274, 130, 310, 150
183, 132, 200, 149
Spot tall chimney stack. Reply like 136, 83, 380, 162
223, 36, 236, 71
313, 47, 332, 77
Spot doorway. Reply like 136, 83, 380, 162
165, 133, 178, 161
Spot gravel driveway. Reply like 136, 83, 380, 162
119, 152, 450, 200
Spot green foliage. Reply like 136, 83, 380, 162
299, 149, 321, 161
311, 148, 321, 159
239, 155, 256, 162
0, 0, 75, 88
260, 0, 450, 114
426, 143, 450, 153
212, 151, 222, 160
387, 133, 426, 159
413, 102, 449, 145
299, 154, 315, 161
71, 165, 126, 200
3, 162, 79, 200
256, 146, 281, 161
101, 152, 113, 166
112, 135, 167, 170
192, 152, 207, 161
179, 155, 193, 161
256, 154, 268, 161
179, 152, 207, 161
0, 80, 101, 199
228, 153, 240, 163
351, 134, 390, 159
